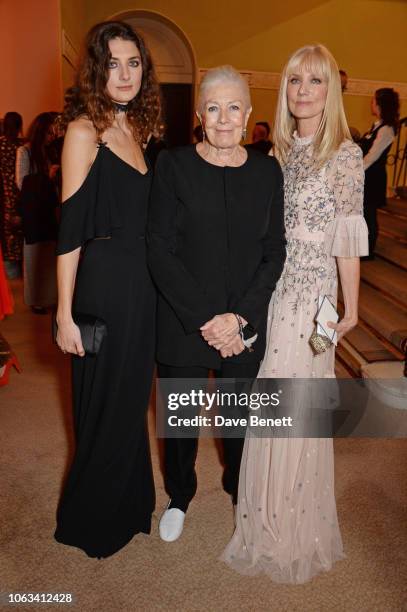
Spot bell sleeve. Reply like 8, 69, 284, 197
325, 141, 369, 258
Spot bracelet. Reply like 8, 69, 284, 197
237, 313, 258, 352
234, 313, 243, 339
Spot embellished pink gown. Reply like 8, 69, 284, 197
221, 134, 368, 583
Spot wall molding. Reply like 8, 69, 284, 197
199, 68, 407, 100
345, 77, 407, 100
58, 47, 406, 99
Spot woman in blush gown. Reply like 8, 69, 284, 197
221, 44, 368, 584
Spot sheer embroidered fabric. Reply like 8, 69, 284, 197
221, 136, 368, 583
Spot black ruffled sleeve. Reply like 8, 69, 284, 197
56, 145, 122, 255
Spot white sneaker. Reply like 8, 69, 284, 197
159, 503, 186, 542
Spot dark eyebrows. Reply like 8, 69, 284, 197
110, 55, 141, 60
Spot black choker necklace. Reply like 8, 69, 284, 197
113, 101, 130, 113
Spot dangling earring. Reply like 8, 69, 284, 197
201, 125, 206, 142
242, 127, 247, 140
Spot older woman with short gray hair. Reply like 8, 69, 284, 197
147, 65, 286, 542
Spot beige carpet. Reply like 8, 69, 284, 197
0, 279, 406, 612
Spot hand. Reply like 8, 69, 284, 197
220, 335, 245, 359
200, 313, 239, 349
56, 318, 85, 356
327, 316, 358, 342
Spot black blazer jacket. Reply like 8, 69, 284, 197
147, 145, 286, 369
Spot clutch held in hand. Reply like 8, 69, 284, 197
315, 295, 339, 345
52, 312, 107, 355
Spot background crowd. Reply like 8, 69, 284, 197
0, 18, 405, 612
0, 76, 400, 323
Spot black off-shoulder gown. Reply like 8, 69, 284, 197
54, 142, 156, 558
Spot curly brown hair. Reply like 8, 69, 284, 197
63, 21, 162, 143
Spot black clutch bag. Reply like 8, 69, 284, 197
52, 312, 107, 355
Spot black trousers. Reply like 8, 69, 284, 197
157, 361, 260, 511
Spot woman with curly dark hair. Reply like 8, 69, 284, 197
54, 21, 162, 558
359, 87, 400, 259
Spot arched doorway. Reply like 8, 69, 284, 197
110, 10, 197, 147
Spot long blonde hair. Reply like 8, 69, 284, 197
273, 44, 351, 167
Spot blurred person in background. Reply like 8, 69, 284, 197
339, 69, 360, 142
0, 112, 24, 279
16, 112, 59, 313
359, 88, 399, 259
246, 120, 273, 154
339, 69, 348, 92
47, 112, 65, 199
